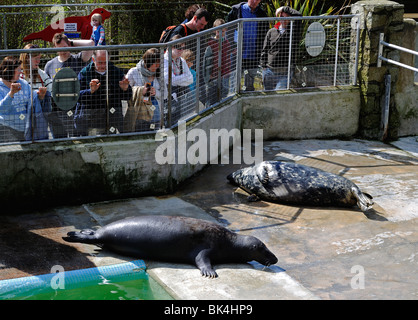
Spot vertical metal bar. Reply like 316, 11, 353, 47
353, 15, 360, 85
333, 18, 341, 86
167, 45, 173, 128
105, 50, 110, 135
2, 14, 7, 49
377, 33, 384, 68
217, 31, 222, 102
159, 46, 165, 129
380, 74, 391, 141
195, 37, 201, 113
287, 20, 294, 90
236, 20, 243, 94
29, 52, 34, 142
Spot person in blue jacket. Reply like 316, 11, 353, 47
0, 56, 51, 143
74, 50, 132, 136
227, 0, 268, 91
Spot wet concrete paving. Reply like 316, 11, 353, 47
0, 137, 417, 299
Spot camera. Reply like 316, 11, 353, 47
143, 82, 152, 102
144, 82, 152, 97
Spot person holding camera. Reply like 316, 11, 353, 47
125, 48, 167, 132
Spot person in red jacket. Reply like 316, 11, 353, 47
205, 19, 233, 106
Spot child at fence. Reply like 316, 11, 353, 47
90, 13, 106, 46
0, 56, 51, 142
125, 48, 166, 132
181, 49, 204, 113
204, 19, 232, 106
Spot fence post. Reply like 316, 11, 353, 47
333, 17, 341, 86
235, 20, 243, 94
167, 45, 173, 128
287, 20, 293, 90
195, 37, 201, 114
159, 46, 166, 129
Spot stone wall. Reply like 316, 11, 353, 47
352, 0, 418, 140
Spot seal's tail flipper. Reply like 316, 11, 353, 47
62, 229, 98, 244
352, 187, 374, 212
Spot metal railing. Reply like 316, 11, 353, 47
0, 15, 359, 145
377, 32, 418, 140
378, 33, 418, 73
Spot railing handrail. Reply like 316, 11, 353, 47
377, 32, 418, 72
0, 14, 358, 55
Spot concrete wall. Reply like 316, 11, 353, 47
0, 88, 361, 211
0, 98, 242, 212
242, 87, 360, 140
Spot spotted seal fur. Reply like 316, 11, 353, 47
227, 161, 374, 212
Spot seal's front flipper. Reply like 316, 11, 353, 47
351, 187, 374, 212
195, 249, 218, 278
247, 194, 260, 202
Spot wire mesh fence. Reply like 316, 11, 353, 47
0, 15, 359, 144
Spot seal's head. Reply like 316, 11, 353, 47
236, 235, 278, 267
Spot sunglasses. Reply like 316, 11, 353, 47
174, 45, 186, 51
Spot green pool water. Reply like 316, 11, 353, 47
0, 260, 173, 300
20, 274, 173, 300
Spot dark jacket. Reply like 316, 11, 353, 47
226, 2, 269, 63
260, 9, 302, 70
75, 61, 132, 135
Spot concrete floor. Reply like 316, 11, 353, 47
0, 137, 417, 300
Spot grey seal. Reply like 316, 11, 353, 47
63, 215, 278, 278
227, 161, 374, 212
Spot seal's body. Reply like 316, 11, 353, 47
227, 161, 373, 212
63, 215, 278, 278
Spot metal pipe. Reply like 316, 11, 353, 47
217, 32, 222, 101
378, 56, 418, 73
167, 45, 173, 128
380, 74, 391, 141
353, 15, 360, 85
235, 20, 243, 93
29, 52, 34, 142
195, 37, 201, 114
333, 18, 341, 86
287, 20, 293, 90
